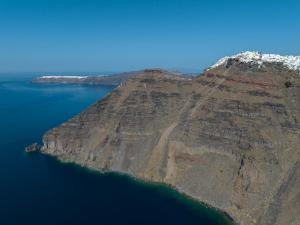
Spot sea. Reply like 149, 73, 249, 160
0, 73, 233, 225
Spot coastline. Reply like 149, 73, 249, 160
40, 151, 237, 225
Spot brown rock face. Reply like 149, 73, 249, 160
41, 64, 300, 225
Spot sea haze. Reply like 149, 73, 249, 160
0, 73, 232, 225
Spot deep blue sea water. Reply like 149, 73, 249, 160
0, 73, 233, 225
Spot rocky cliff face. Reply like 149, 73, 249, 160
41, 54, 300, 225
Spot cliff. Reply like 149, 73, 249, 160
41, 53, 300, 225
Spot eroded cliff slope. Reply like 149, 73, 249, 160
41, 53, 300, 225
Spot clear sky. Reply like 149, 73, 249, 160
0, 0, 299, 73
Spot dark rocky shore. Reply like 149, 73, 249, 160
25, 143, 41, 153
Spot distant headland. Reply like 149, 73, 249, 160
32, 69, 193, 86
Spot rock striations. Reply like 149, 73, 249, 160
41, 53, 300, 225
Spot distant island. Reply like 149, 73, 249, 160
32, 69, 193, 86
38, 52, 300, 225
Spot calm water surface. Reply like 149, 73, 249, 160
0, 73, 233, 225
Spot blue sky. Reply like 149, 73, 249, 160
0, 0, 299, 73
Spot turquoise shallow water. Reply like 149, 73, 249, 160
0, 73, 233, 225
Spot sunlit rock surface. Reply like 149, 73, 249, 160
42, 57, 300, 225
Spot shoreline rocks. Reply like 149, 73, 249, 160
25, 143, 41, 153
